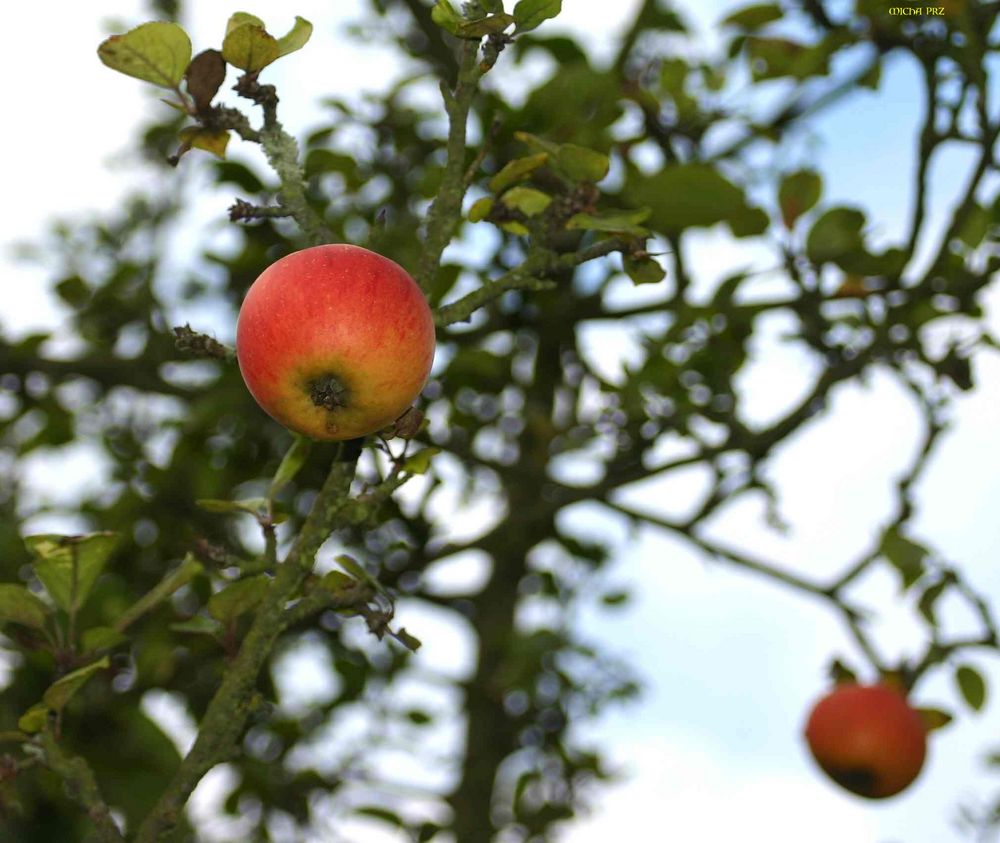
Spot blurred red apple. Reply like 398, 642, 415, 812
237, 244, 435, 440
804, 682, 927, 799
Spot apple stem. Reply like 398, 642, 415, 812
309, 374, 349, 410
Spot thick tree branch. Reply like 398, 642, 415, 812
39, 728, 125, 843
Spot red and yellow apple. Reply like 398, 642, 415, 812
803, 682, 927, 799
236, 244, 435, 440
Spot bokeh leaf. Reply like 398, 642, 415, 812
779, 170, 822, 229
956, 665, 987, 712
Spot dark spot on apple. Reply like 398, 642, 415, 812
827, 764, 878, 797
308, 374, 349, 410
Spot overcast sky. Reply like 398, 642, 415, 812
4, 2, 1000, 842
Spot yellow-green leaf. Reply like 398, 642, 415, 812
624, 254, 666, 285
0, 584, 51, 629
468, 197, 494, 222
276, 16, 313, 58
431, 0, 465, 36
170, 615, 223, 636
489, 153, 549, 193
196, 497, 267, 516
269, 435, 312, 499
43, 656, 111, 712
98, 21, 192, 88
456, 13, 515, 38
226, 12, 266, 35
514, 131, 560, 157
556, 144, 609, 182
222, 23, 280, 72
567, 208, 650, 235
25, 532, 117, 613
500, 220, 530, 236
402, 447, 441, 476
501, 186, 552, 216
320, 570, 357, 594
18, 704, 48, 734
179, 127, 230, 159
81, 626, 128, 653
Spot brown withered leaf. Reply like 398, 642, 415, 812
185, 49, 226, 112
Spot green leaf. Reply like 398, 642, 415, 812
170, 615, 224, 636
513, 131, 560, 157
196, 497, 268, 516
500, 221, 530, 236
97, 21, 192, 88
269, 435, 312, 499
0, 584, 51, 630
601, 591, 629, 607
556, 144, 609, 182
222, 22, 280, 72
721, 3, 783, 29
916, 707, 953, 732
566, 208, 650, 236
275, 16, 313, 58
779, 170, 822, 229
489, 153, 549, 193
43, 657, 111, 713
25, 533, 117, 613
178, 127, 230, 159
207, 575, 271, 623
956, 665, 987, 712
806, 207, 866, 265
319, 570, 357, 594
18, 704, 48, 734
624, 255, 666, 285
357, 806, 404, 826
115, 554, 204, 633
457, 13, 515, 38
728, 206, 770, 237
828, 659, 858, 685
513, 0, 562, 33
879, 527, 927, 590
957, 204, 991, 248
468, 197, 495, 222
393, 627, 422, 652
629, 164, 747, 232
402, 447, 441, 476
431, 0, 465, 35
406, 709, 433, 725
55, 276, 90, 308
81, 626, 128, 653
500, 186, 552, 216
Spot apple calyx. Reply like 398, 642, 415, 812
309, 374, 350, 410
